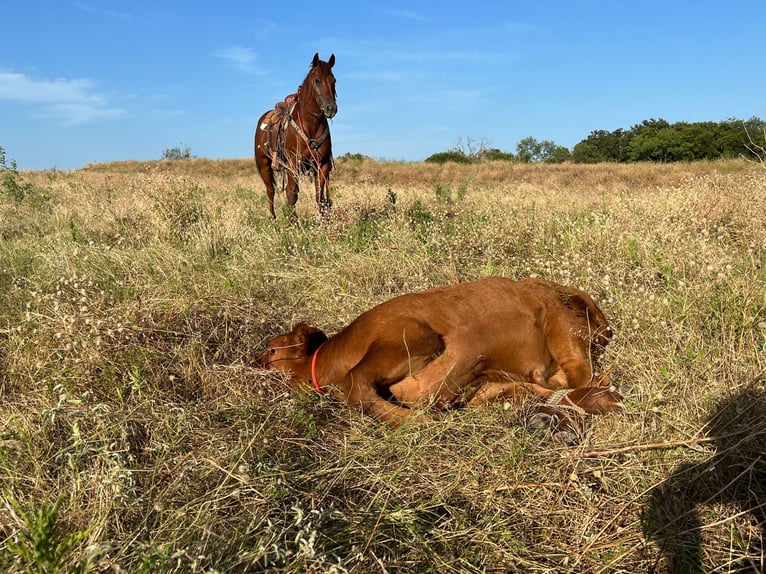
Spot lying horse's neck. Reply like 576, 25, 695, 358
303, 335, 357, 397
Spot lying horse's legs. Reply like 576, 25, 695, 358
467, 381, 556, 406
468, 380, 622, 414
467, 382, 588, 445
471, 381, 623, 445
544, 319, 595, 388
359, 397, 432, 428
562, 385, 624, 414
388, 353, 488, 408
343, 369, 431, 428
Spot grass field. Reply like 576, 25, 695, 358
1, 157, 764, 572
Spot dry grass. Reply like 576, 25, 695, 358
1, 158, 764, 572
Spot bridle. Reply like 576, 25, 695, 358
307, 64, 336, 119
545, 388, 586, 416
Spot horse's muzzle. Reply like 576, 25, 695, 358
254, 348, 273, 368
322, 101, 337, 119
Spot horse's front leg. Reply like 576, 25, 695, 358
314, 163, 332, 214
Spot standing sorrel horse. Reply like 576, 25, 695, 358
254, 53, 337, 219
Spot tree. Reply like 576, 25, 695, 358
425, 136, 516, 163
625, 119, 674, 162
572, 117, 766, 163
480, 148, 516, 161
742, 118, 766, 168
572, 129, 631, 163
515, 137, 540, 163
715, 119, 748, 158
455, 136, 492, 160
516, 137, 567, 163
572, 140, 605, 164
161, 144, 193, 160
424, 150, 472, 164
0, 145, 33, 202
547, 145, 572, 163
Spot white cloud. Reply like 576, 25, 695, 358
74, 2, 130, 20
0, 70, 126, 125
0, 71, 95, 103
46, 102, 126, 125
212, 46, 262, 74
383, 9, 428, 22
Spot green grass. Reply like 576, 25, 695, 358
1, 158, 764, 572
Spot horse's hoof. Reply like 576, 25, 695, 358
529, 412, 557, 430
552, 430, 581, 446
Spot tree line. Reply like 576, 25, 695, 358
425, 117, 766, 164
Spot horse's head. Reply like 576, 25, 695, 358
255, 322, 328, 378
304, 52, 337, 119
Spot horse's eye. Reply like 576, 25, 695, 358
269, 348, 276, 355
314, 78, 321, 86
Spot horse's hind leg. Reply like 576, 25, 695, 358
544, 314, 597, 388
467, 381, 555, 406
255, 152, 278, 219
264, 171, 277, 219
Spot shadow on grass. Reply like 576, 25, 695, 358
642, 379, 765, 573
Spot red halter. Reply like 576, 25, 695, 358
310, 346, 324, 395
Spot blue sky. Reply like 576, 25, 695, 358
2, 1, 764, 170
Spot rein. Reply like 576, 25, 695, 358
310, 345, 324, 395
296, 106, 334, 201
288, 112, 329, 151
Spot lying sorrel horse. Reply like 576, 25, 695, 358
254, 53, 337, 219
257, 277, 624, 443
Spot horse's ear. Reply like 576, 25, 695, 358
328, 53, 335, 68
312, 52, 320, 67
306, 329, 328, 354
292, 322, 327, 354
